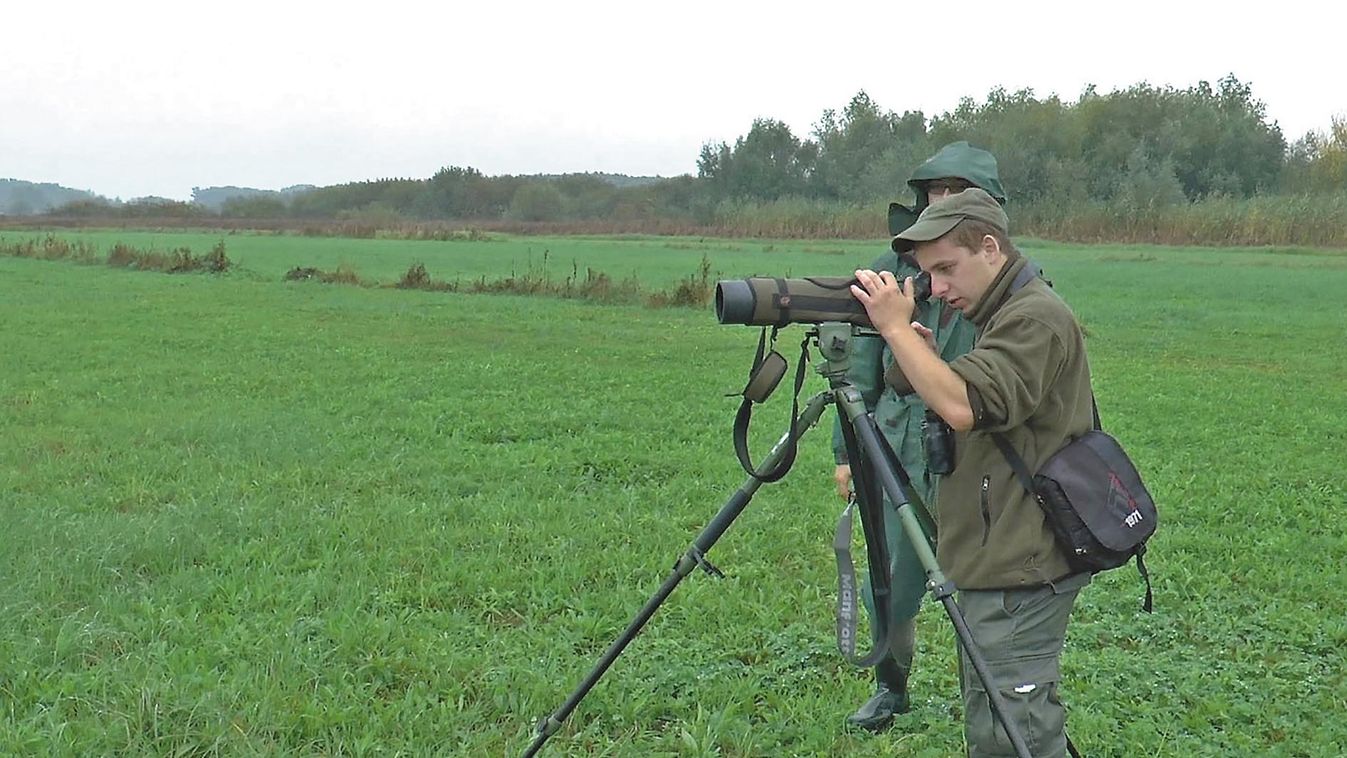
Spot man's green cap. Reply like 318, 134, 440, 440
891, 187, 1008, 253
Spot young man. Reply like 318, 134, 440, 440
834, 142, 1005, 732
849, 188, 1094, 758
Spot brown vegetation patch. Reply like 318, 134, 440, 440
394, 262, 451, 291
1099, 253, 1160, 263
284, 264, 364, 286
0, 234, 99, 263
379, 255, 714, 309
1, 236, 232, 273
644, 255, 713, 308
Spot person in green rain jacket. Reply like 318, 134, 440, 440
832, 141, 1007, 732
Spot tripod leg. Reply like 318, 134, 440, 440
520, 392, 832, 758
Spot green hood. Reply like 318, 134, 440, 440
888, 141, 1007, 236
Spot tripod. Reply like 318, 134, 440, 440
521, 322, 1031, 758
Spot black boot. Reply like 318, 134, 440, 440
845, 658, 911, 732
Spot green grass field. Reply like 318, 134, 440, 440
3, 233, 1346, 756
0, 229, 883, 287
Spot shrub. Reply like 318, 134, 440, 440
284, 264, 364, 286
397, 262, 432, 289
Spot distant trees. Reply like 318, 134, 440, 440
507, 182, 564, 221
695, 94, 931, 205
810, 92, 928, 202
43, 196, 203, 219
1285, 116, 1347, 193
416, 166, 515, 219
220, 195, 289, 218
119, 198, 204, 218
289, 178, 424, 218
698, 118, 815, 202
931, 88, 1087, 203
1060, 75, 1284, 201
694, 76, 1303, 211
14, 75, 1343, 235
0, 179, 101, 215
192, 185, 312, 213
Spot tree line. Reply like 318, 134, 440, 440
697, 76, 1342, 206
16, 75, 1347, 244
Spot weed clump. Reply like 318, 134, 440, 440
284, 267, 321, 281
102, 240, 233, 273
398, 262, 431, 289
106, 243, 138, 268
391, 262, 455, 291
284, 264, 364, 286
0, 235, 98, 263
378, 254, 715, 309
202, 241, 232, 272
647, 254, 713, 308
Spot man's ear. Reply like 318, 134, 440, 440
980, 233, 1002, 262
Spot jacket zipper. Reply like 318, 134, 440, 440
980, 475, 992, 546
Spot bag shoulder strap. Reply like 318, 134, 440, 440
1010, 259, 1042, 292
991, 431, 1037, 498
1135, 546, 1154, 613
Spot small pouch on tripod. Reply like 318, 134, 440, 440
731, 327, 809, 483
741, 350, 786, 404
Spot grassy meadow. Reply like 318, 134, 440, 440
2, 231, 1346, 756
0, 229, 885, 288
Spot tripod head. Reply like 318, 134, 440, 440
735, 322, 877, 420
808, 322, 880, 385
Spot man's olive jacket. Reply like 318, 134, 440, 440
886, 254, 1095, 589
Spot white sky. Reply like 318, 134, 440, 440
4, 0, 1341, 201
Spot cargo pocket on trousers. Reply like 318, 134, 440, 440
965, 656, 1063, 757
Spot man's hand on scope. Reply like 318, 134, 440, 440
852, 269, 939, 352
851, 269, 917, 340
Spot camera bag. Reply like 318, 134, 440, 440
993, 419, 1157, 612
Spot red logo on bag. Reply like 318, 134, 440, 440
1108, 472, 1143, 527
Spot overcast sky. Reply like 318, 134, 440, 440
4, 0, 1340, 201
